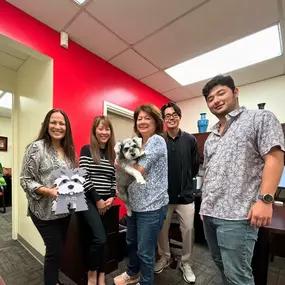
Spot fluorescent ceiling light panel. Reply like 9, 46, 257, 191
165, 24, 282, 86
0, 92, 12, 109
73, 0, 87, 5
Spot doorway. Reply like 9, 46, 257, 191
104, 101, 134, 142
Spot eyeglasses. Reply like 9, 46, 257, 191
165, 113, 179, 120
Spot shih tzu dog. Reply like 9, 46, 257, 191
114, 137, 146, 216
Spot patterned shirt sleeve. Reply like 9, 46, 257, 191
255, 110, 285, 156
138, 135, 166, 171
20, 143, 43, 200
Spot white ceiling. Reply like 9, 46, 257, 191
0, 41, 29, 71
5, 0, 285, 102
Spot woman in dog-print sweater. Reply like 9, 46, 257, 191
114, 104, 169, 285
78, 116, 116, 285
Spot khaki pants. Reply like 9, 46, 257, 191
157, 203, 195, 263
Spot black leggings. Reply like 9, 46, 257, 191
78, 197, 107, 272
30, 212, 70, 285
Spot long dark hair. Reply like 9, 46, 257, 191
133, 104, 164, 137
90, 116, 115, 165
35, 109, 77, 167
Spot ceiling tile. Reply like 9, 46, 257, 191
66, 12, 128, 60
6, 0, 80, 31
0, 44, 28, 61
163, 87, 193, 102
134, 0, 279, 69
140, 71, 181, 93
228, 57, 284, 87
86, 0, 205, 44
184, 80, 208, 98
109, 49, 159, 79
0, 51, 24, 70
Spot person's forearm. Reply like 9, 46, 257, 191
36, 186, 50, 196
260, 148, 284, 195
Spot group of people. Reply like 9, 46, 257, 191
20, 74, 285, 285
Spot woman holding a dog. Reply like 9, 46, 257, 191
78, 116, 117, 285
114, 104, 169, 285
20, 109, 77, 285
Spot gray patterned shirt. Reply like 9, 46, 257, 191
128, 134, 169, 212
200, 107, 285, 220
20, 140, 74, 220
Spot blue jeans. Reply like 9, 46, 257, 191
126, 205, 167, 285
203, 216, 258, 285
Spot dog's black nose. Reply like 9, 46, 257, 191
68, 185, 74, 190
131, 153, 136, 157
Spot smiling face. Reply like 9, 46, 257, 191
163, 107, 181, 130
136, 111, 156, 138
206, 85, 239, 118
48, 112, 66, 143
95, 122, 111, 147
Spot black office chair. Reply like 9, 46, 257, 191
0, 186, 6, 213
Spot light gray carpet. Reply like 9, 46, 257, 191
0, 208, 284, 284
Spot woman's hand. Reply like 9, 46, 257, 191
37, 186, 58, 198
105, 197, 115, 210
48, 187, 58, 199
114, 159, 121, 170
96, 199, 107, 215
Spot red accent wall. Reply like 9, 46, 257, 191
0, 0, 169, 217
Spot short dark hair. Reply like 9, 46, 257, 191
134, 104, 164, 136
160, 102, 182, 119
202, 75, 236, 99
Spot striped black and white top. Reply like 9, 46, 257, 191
79, 145, 116, 202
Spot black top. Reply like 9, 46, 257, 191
79, 145, 116, 202
166, 130, 199, 204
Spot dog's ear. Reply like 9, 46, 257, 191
132, 136, 142, 148
114, 141, 123, 155
51, 169, 62, 179
73, 167, 86, 177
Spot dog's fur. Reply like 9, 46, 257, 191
114, 137, 146, 216
51, 168, 88, 215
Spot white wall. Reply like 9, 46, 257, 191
177, 75, 285, 134
0, 117, 12, 167
13, 56, 53, 255
0, 65, 16, 93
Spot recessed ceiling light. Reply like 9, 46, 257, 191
73, 0, 87, 5
165, 24, 282, 86
0, 92, 12, 109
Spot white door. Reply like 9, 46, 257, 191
107, 111, 135, 142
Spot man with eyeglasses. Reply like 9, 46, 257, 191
155, 102, 199, 283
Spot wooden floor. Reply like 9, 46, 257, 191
0, 208, 284, 285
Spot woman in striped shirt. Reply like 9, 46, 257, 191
78, 116, 116, 285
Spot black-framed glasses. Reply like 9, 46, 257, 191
165, 112, 179, 120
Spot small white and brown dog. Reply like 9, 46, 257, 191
114, 137, 146, 216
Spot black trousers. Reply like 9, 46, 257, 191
30, 211, 70, 285
78, 197, 107, 272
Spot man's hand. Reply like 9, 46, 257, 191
96, 199, 107, 215
247, 200, 273, 228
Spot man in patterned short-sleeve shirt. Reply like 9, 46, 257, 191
200, 75, 285, 285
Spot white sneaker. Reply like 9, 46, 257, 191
154, 257, 170, 274
113, 271, 140, 285
179, 262, 196, 283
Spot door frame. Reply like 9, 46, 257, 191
103, 101, 133, 118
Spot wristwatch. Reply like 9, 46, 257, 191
257, 193, 274, 204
